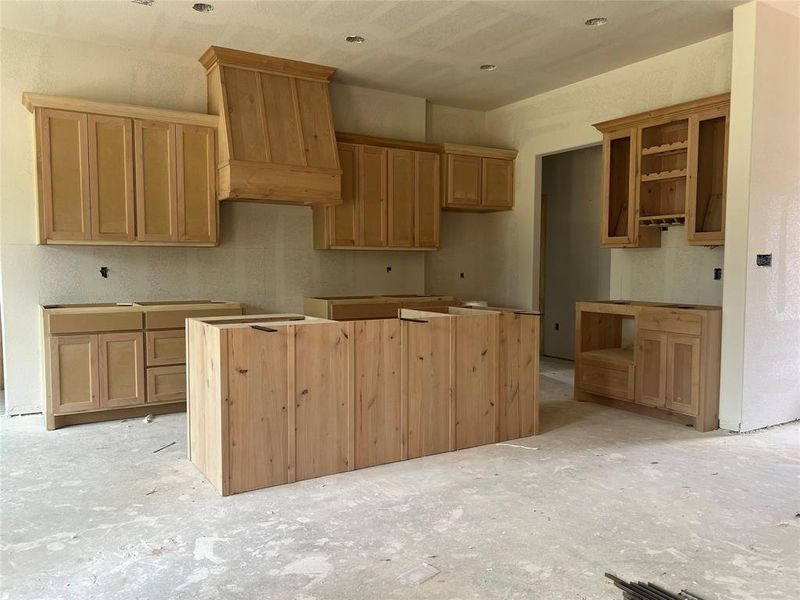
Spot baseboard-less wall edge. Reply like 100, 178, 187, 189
574, 390, 696, 429
47, 401, 185, 431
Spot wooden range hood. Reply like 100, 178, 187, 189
199, 46, 341, 206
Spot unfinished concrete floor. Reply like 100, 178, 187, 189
1, 358, 798, 600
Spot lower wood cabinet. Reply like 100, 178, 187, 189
575, 301, 720, 431
188, 307, 540, 496
98, 332, 145, 408
42, 301, 243, 429
25, 94, 218, 246
313, 135, 441, 250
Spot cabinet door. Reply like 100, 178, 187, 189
387, 148, 415, 247
601, 128, 636, 247
636, 330, 667, 408
686, 107, 728, 246
446, 154, 481, 207
98, 332, 145, 408
38, 109, 91, 241
135, 120, 177, 242
88, 114, 135, 241
481, 157, 513, 209
415, 151, 440, 248
666, 334, 701, 416
49, 335, 99, 413
359, 145, 387, 247
176, 124, 217, 243
327, 143, 359, 246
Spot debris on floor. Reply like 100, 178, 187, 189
495, 442, 539, 450
605, 573, 708, 600
152, 441, 176, 454
397, 563, 440, 585
143, 414, 154, 424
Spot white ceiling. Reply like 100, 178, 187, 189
0, 0, 745, 110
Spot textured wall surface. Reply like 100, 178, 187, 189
0, 28, 427, 415
541, 146, 609, 360
426, 33, 732, 309
720, 2, 800, 431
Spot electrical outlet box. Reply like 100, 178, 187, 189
756, 254, 772, 267
714, 268, 722, 280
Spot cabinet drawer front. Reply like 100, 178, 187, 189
638, 310, 702, 336
147, 365, 186, 403
146, 329, 186, 366
578, 359, 634, 401
47, 310, 143, 335
144, 306, 242, 330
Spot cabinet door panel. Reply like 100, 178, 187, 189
666, 334, 701, 416
39, 109, 91, 241
601, 128, 636, 247
387, 149, 415, 247
415, 151, 440, 248
49, 335, 99, 413
482, 158, 513, 208
177, 124, 217, 243
327, 143, 358, 246
686, 108, 728, 246
359, 145, 387, 247
447, 154, 481, 206
88, 114, 135, 241
135, 120, 177, 241
98, 332, 145, 408
636, 330, 667, 407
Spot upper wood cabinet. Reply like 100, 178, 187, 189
314, 134, 442, 250
200, 46, 341, 206
441, 143, 517, 211
594, 94, 730, 248
24, 94, 219, 246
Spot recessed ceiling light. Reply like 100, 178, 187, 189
345, 35, 366, 44
584, 17, 608, 28
480, 64, 497, 71
192, 2, 214, 12
131, 0, 154, 5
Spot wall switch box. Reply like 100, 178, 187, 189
714, 268, 722, 280
756, 254, 772, 267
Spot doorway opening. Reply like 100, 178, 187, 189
539, 145, 608, 362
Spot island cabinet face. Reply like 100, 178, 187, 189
187, 308, 541, 496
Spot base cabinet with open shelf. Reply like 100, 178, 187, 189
575, 301, 720, 431
594, 94, 729, 248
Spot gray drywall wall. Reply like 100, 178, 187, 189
541, 146, 609, 359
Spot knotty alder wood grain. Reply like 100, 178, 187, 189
574, 300, 721, 431
188, 308, 540, 496
25, 95, 219, 246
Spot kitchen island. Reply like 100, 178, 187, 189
187, 306, 540, 496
